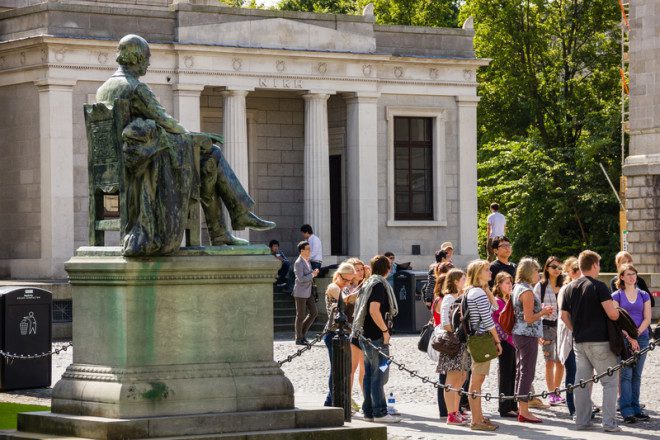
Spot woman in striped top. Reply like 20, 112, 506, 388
464, 260, 503, 431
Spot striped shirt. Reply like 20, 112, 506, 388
466, 287, 496, 334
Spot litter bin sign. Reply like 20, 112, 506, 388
0, 286, 52, 390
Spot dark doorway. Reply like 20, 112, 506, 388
329, 155, 343, 255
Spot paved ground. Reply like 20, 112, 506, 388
0, 335, 657, 439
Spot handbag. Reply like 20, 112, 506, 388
417, 320, 434, 352
432, 330, 461, 356
467, 332, 498, 363
499, 298, 515, 334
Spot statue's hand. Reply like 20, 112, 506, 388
191, 133, 214, 154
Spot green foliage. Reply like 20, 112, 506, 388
276, 0, 460, 27
463, 0, 622, 270
218, 0, 263, 7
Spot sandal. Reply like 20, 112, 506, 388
471, 421, 498, 431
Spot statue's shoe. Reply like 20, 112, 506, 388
210, 232, 249, 246
232, 211, 275, 231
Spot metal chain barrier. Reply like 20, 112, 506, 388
0, 342, 73, 363
276, 331, 330, 366
359, 335, 657, 402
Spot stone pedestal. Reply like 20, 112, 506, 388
50, 246, 291, 418
9, 246, 385, 439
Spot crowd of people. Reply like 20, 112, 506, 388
279, 221, 655, 431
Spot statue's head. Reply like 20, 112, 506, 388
116, 34, 151, 77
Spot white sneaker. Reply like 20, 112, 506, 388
604, 425, 622, 432
373, 414, 402, 424
387, 406, 401, 416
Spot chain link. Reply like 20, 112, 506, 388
359, 335, 656, 402
276, 331, 330, 366
0, 342, 73, 363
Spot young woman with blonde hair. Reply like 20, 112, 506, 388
464, 260, 502, 431
322, 262, 356, 407
512, 258, 553, 423
344, 257, 367, 412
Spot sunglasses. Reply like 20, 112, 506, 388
549, 264, 562, 270
339, 274, 354, 282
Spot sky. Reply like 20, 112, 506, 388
260, 0, 279, 7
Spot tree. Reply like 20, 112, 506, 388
276, 0, 460, 27
461, 0, 622, 268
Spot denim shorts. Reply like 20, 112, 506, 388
542, 324, 559, 361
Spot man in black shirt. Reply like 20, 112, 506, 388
360, 255, 401, 424
489, 236, 516, 288
560, 250, 621, 432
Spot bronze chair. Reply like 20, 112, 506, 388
84, 100, 200, 247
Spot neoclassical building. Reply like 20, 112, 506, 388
0, 0, 485, 279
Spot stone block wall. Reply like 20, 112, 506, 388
0, 83, 40, 267
624, 175, 660, 273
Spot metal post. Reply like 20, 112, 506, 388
331, 294, 351, 421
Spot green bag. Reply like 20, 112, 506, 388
467, 333, 498, 363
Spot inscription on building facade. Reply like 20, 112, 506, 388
258, 78, 303, 89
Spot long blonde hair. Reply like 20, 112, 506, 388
515, 257, 540, 284
345, 257, 365, 286
465, 259, 490, 290
332, 262, 356, 284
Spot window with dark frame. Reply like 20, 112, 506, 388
394, 117, 433, 220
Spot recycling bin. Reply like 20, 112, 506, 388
392, 270, 432, 333
0, 286, 52, 390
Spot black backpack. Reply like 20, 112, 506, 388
453, 296, 472, 343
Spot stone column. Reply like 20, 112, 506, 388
36, 80, 76, 278
221, 88, 251, 240
173, 84, 204, 245
173, 84, 204, 132
456, 96, 480, 258
624, 0, 660, 275
303, 92, 332, 256
345, 92, 380, 258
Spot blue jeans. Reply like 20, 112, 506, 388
361, 337, 389, 418
564, 349, 576, 416
323, 332, 333, 406
620, 334, 649, 417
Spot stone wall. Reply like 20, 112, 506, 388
0, 83, 41, 269
624, 0, 660, 274
624, 175, 660, 273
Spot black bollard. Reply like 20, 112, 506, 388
332, 294, 351, 421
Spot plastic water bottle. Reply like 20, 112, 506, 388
387, 392, 396, 415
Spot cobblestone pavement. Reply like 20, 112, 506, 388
0, 335, 657, 439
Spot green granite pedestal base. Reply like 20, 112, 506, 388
52, 246, 293, 418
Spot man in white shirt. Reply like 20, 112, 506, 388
300, 224, 323, 270
486, 203, 506, 262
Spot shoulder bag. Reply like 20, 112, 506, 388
417, 319, 434, 352
465, 290, 498, 362
499, 298, 515, 334
431, 329, 462, 356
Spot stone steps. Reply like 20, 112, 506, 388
272, 289, 325, 334
2, 409, 385, 440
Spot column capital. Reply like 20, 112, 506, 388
302, 92, 332, 101
342, 91, 381, 103
455, 95, 481, 106
220, 88, 252, 97
35, 79, 76, 91
172, 83, 205, 94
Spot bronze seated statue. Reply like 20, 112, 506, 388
86, 34, 274, 256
